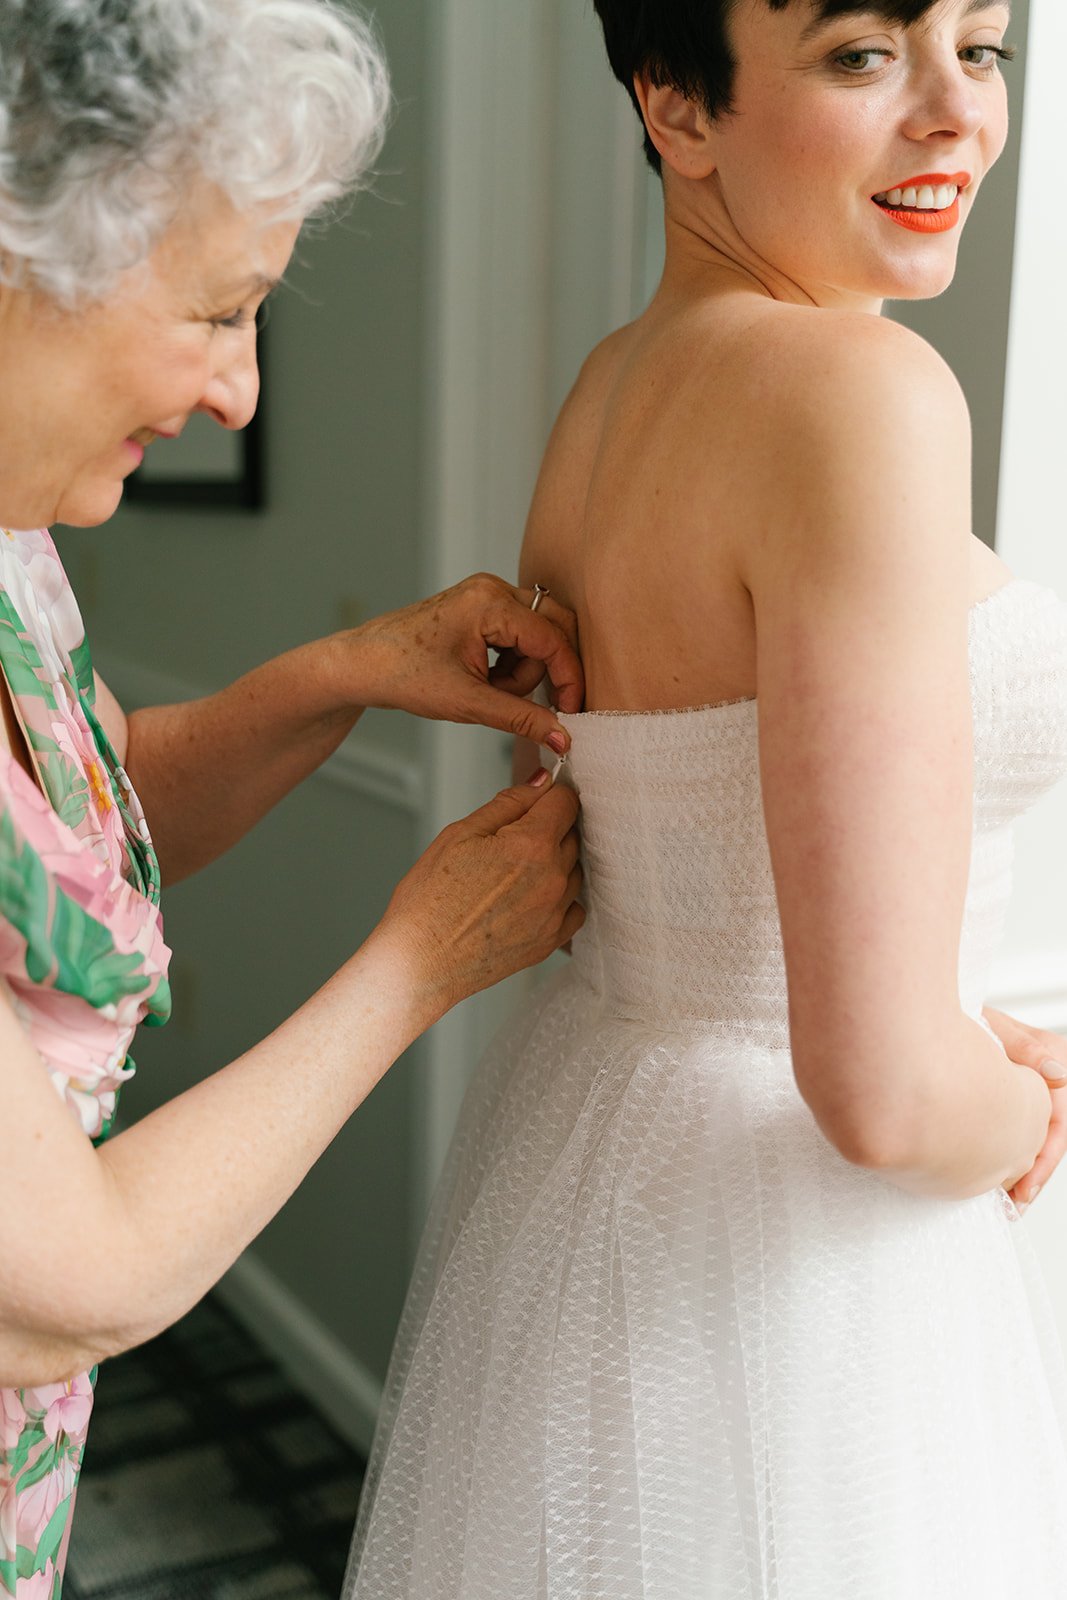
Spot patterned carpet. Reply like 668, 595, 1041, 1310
65, 1296, 367, 1600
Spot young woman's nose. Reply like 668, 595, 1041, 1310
899, 53, 987, 147
197, 336, 261, 432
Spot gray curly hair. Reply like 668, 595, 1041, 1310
0, 0, 391, 304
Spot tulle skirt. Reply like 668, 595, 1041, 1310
344, 969, 1067, 1598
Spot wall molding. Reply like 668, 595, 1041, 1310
95, 651, 425, 817
216, 1250, 383, 1458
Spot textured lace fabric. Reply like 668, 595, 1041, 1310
346, 578, 1067, 1599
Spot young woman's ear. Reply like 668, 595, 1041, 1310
634, 76, 718, 180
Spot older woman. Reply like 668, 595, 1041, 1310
0, 2, 584, 1593
345, 1, 1067, 1596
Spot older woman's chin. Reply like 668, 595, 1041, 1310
50, 477, 128, 531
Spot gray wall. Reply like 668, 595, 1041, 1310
889, 0, 1030, 552
56, 0, 430, 1386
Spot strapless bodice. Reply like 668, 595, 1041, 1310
558, 579, 1067, 1044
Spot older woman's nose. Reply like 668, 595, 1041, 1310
198, 341, 261, 432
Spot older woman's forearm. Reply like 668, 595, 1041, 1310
2, 773, 582, 1387
0, 929, 433, 1387
124, 633, 365, 883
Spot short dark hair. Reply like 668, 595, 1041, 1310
592, 1, 951, 175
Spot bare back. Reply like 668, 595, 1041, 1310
521, 291, 1011, 713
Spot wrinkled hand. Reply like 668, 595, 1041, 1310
983, 1005, 1067, 1208
377, 771, 584, 1017
354, 573, 583, 751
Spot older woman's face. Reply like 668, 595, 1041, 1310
0, 185, 300, 529
699, 0, 1013, 309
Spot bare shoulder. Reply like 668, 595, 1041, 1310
728, 307, 973, 598
733, 304, 968, 430
556, 321, 641, 429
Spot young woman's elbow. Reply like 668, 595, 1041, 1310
794, 1068, 922, 1173
827, 1112, 919, 1173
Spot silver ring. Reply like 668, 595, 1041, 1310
530, 584, 550, 613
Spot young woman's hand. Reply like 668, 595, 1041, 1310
982, 1006, 1067, 1208
372, 771, 584, 1021
337, 573, 584, 750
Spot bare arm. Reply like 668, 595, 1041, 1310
744, 315, 1049, 1200
0, 777, 583, 1387
117, 635, 363, 883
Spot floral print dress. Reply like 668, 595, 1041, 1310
0, 528, 172, 1600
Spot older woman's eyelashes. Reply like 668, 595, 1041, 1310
210, 300, 273, 333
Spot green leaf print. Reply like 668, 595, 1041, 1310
33, 1498, 71, 1573
1, 810, 153, 1007
17, 1440, 59, 1493
7, 1423, 47, 1475
49, 890, 150, 1006
0, 596, 56, 711
26, 731, 61, 757
15, 1545, 37, 1581
0, 1556, 16, 1596
0, 649, 56, 709
38, 754, 90, 832
0, 812, 57, 986
69, 638, 95, 704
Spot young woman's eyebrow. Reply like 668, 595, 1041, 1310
798, 0, 1011, 46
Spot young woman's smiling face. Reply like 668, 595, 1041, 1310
665, 0, 1015, 310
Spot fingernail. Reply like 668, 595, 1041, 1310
546, 731, 567, 755
528, 767, 550, 788
1040, 1059, 1065, 1081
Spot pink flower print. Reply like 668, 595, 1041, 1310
1, 1473, 15, 1565
0, 910, 26, 978
14, 1565, 58, 1600
14, 1452, 74, 1549
2, 529, 84, 680
21, 1375, 93, 1452
49, 717, 125, 867
0, 1390, 26, 1453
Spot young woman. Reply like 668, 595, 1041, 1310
346, 2, 1067, 1594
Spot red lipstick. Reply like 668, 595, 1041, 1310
872, 171, 971, 235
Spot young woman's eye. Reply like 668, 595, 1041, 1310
834, 48, 894, 75
960, 43, 1017, 73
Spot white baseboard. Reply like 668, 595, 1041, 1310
215, 1250, 383, 1458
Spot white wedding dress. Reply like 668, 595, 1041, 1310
345, 578, 1067, 1598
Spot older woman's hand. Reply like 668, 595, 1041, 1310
347, 573, 583, 751
982, 1005, 1067, 1208
375, 770, 584, 1016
